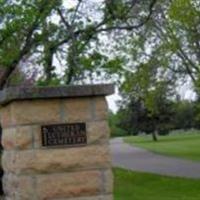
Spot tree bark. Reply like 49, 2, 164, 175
152, 129, 158, 141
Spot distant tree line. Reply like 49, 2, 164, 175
109, 98, 200, 139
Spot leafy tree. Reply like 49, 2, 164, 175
112, 0, 200, 140
0, 0, 157, 88
108, 111, 127, 137
118, 83, 174, 141
172, 100, 195, 130
121, 0, 200, 95
118, 53, 176, 140
116, 95, 200, 140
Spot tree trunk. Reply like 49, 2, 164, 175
152, 129, 158, 142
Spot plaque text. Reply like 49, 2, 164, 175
41, 123, 87, 147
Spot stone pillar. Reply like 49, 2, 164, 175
0, 84, 114, 200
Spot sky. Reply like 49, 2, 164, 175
106, 91, 121, 113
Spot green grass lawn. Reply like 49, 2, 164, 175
124, 132, 200, 161
114, 168, 200, 200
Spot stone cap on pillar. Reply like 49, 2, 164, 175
0, 84, 114, 105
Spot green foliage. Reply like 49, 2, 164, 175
0, 0, 157, 88
37, 77, 61, 87
115, 0, 200, 139
108, 111, 128, 137
172, 100, 196, 129
117, 97, 174, 136
169, 0, 199, 27
119, 63, 175, 136
116, 91, 200, 136
0, 0, 61, 66
122, 0, 200, 100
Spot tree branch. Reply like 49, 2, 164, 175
0, 0, 50, 89
54, 0, 157, 49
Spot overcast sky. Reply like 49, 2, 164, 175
106, 91, 121, 113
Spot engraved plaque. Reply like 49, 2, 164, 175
41, 123, 87, 147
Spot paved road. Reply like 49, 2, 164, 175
110, 137, 200, 179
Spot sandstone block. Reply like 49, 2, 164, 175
2, 126, 32, 150
3, 174, 34, 200
3, 145, 111, 174
87, 121, 110, 144
63, 98, 91, 122
51, 194, 113, 200
94, 97, 108, 120
10, 100, 60, 126
2, 151, 15, 172
32, 125, 41, 148
103, 169, 113, 193
36, 171, 102, 199
0, 105, 12, 128
2, 129, 15, 150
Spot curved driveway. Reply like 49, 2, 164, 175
110, 137, 200, 179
